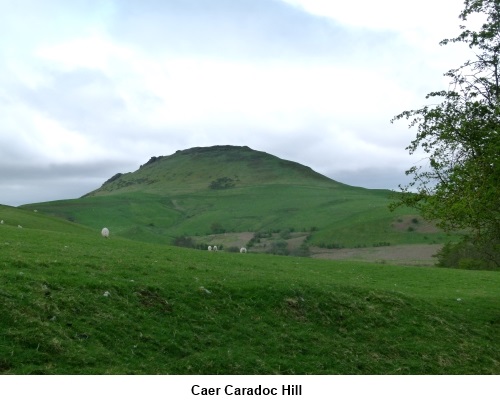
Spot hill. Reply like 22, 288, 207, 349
85, 145, 338, 196
21, 145, 453, 254
1, 215, 499, 374
0, 204, 94, 236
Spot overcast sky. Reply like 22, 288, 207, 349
0, 0, 476, 206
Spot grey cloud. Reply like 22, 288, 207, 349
329, 167, 410, 191
0, 138, 42, 165
0, 159, 133, 206
15, 69, 127, 137
109, 0, 393, 60
0, 160, 127, 181
2, 180, 97, 207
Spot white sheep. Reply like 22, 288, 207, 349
208, 246, 212, 251
213, 245, 218, 252
18, 225, 22, 229
101, 228, 110, 238
240, 247, 247, 253
0, 220, 3, 224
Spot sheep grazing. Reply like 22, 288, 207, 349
240, 247, 247, 253
0, 220, 3, 224
213, 245, 218, 252
18, 225, 22, 229
101, 228, 110, 238
208, 246, 212, 251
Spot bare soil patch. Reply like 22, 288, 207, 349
286, 234, 309, 249
196, 232, 255, 249
311, 244, 442, 266
195, 231, 309, 253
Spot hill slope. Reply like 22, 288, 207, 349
1, 220, 499, 374
0, 204, 94, 236
22, 146, 452, 250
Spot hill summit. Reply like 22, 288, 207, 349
85, 145, 340, 197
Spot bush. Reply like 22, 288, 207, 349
436, 240, 499, 270
267, 240, 289, 256
279, 229, 291, 239
290, 243, 311, 257
209, 177, 235, 190
210, 222, 226, 234
173, 236, 195, 248
247, 232, 263, 247
318, 242, 343, 249
458, 258, 486, 270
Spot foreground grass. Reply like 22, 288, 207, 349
0, 219, 499, 374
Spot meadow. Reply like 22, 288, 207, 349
1, 205, 499, 374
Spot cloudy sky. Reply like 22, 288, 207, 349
0, 0, 476, 206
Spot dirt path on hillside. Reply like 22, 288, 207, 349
311, 244, 442, 266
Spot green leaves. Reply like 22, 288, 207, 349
392, 0, 500, 268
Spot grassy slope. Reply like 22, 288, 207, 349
1, 207, 498, 374
21, 146, 453, 248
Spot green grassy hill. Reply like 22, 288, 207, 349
0, 209, 498, 374
21, 145, 452, 250
87, 145, 339, 195
0, 204, 93, 235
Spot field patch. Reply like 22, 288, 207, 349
194, 232, 255, 249
311, 244, 442, 266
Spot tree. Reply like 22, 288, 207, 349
391, 0, 500, 268
209, 177, 236, 190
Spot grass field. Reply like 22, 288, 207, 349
1, 205, 498, 374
